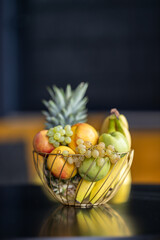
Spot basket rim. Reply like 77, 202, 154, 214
32, 149, 131, 156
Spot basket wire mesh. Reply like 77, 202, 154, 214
33, 149, 134, 208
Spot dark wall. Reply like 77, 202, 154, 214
1, 0, 160, 114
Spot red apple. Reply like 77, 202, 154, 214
33, 130, 54, 154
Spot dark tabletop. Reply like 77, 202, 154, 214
0, 184, 160, 240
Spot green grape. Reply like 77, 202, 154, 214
53, 141, 60, 148
99, 149, 105, 158
110, 154, 120, 164
49, 137, 55, 144
76, 138, 84, 145
107, 145, 115, 152
57, 125, 63, 129
97, 142, 105, 150
54, 133, 61, 141
59, 136, 65, 142
79, 155, 85, 161
52, 127, 56, 133
65, 130, 73, 137
54, 126, 62, 132
85, 150, 92, 158
105, 149, 112, 157
65, 137, 71, 144
74, 157, 79, 163
92, 149, 99, 158
67, 157, 74, 164
75, 147, 79, 153
79, 148, 86, 154
64, 125, 71, 132
62, 150, 69, 157
78, 144, 86, 150
116, 154, 120, 161
84, 141, 92, 148
59, 129, 66, 136
47, 128, 54, 137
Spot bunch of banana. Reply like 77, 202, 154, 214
75, 108, 132, 205
89, 153, 129, 204
100, 108, 131, 149
93, 108, 132, 204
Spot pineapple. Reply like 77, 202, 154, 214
42, 82, 88, 129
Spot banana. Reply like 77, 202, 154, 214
110, 108, 129, 129
100, 108, 131, 149
89, 153, 129, 204
119, 114, 129, 129
76, 179, 95, 203
100, 116, 110, 135
109, 171, 131, 204
115, 118, 131, 149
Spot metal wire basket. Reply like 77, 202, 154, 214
33, 149, 134, 208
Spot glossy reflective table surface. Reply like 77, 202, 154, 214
0, 185, 160, 239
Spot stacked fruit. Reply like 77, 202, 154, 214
33, 83, 132, 205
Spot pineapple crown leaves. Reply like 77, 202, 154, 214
42, 82, 88, 129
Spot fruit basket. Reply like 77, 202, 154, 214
33, 149, 134, 208
33, 83, 134, 208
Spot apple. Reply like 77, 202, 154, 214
33, 130, 54, 154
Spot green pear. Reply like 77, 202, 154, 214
78, 157, 111, 182
99, 131, 129, 153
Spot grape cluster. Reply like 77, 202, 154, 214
47, 125, 73, 148
76, 140, 120, 165
62, 150, 84, 168
61, 139, 121, 168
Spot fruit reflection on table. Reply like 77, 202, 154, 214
39, 204, 133, 237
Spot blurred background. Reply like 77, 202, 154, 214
0, 0, 160, 184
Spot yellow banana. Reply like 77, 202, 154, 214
115, 118, 131, 149
109, 171, 131, 204
100, 109, 129, 133
100, 115, 110, 134
89, 153, 129, 204
76, 179, 95, 203
119, 114, 129, 129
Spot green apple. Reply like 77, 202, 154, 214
78, 157, 111, 182
99, 131, 129, 153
